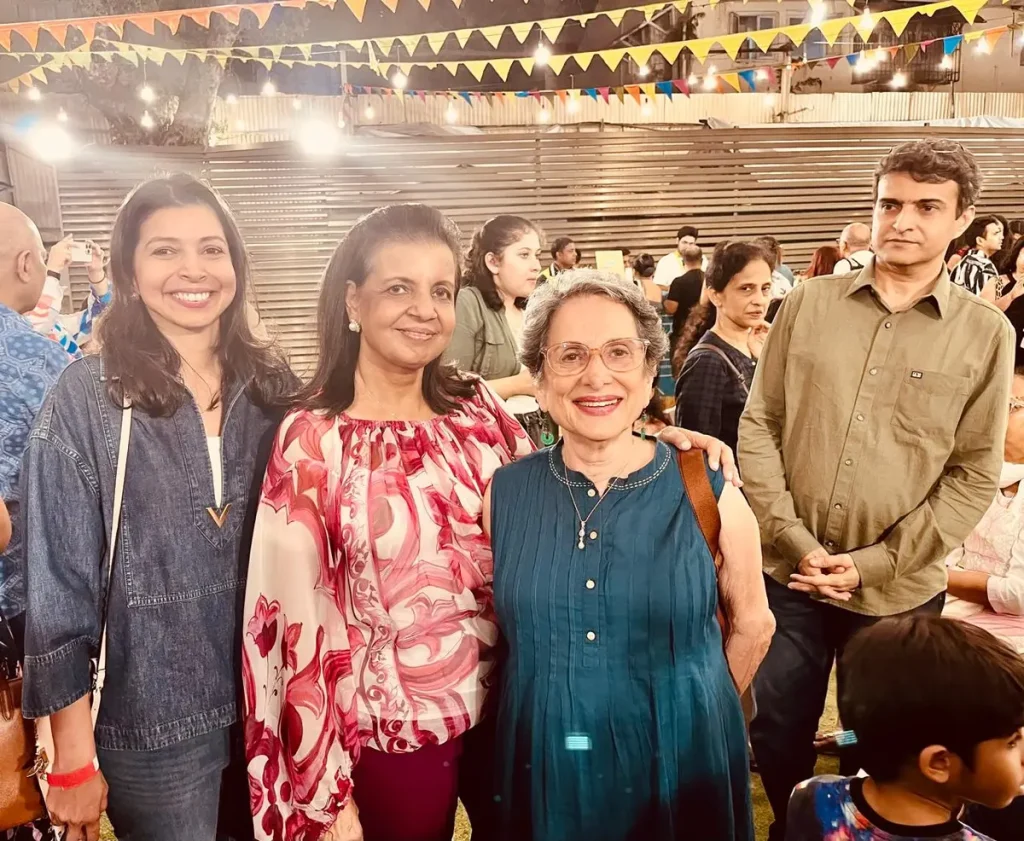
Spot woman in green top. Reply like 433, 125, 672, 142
446, 215, 542, 401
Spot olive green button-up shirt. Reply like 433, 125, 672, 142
738, 261, 1014, 616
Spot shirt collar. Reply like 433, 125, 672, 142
844, 256, 951, 319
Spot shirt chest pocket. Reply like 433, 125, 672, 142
478, 319, 517, 379
890, 368, 971, 440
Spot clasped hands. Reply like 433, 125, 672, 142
789, 548, 861, 602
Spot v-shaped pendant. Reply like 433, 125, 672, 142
206, 503, 232, 528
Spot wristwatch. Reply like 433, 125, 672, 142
46, 268, 61, 281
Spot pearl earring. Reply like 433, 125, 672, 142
348, 321, 361, 333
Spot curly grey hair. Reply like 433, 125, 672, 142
520, 269, 669, 379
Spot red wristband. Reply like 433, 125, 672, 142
45, 758, 99, 789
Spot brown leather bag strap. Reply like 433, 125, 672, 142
677, 448, 722, 571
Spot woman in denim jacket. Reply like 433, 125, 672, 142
19, 174, 295, 841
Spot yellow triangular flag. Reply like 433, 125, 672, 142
342, 39, 365, 53
452, 29, 473, 48
375, 37, 395, 56
29, 66, 48, 82
518, 56, 536, 74
539, 18, 567, 44
573, 51, 597, 71
673, 0, 690, 12
507, 22, 534, 44
716, 32, 748, 59
489, 58, 515, 81
596, 47, 628, 71
817, 18, 849, 46
258, 57, 273, 70
214, 54, 229, 68
749, 28, 781, 53
782, 23, 812, 46
118, 49, 142, 66
480, 25, 504, 49
298, 44, 312, 59
656, 42, 684, 64
548, 53, 570, 73
882, 7, 916, 38
269, 46, 284, 59
464, 60, 487, 81
720, 72, 741, 92
399, 34, 422, 54
687, 37, 716, 62
642, 82, 656, 98
67, 50, 93, 68
605, 8, 630, 26
956, 0, 989, 25
628, 44, 657, 67
441, 61, 459, 75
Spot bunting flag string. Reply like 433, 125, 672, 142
1, 0, 1002, 84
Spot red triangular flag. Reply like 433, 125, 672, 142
673, 79, 690, 96
826, 56, 842, 69
598, 86, 610, 103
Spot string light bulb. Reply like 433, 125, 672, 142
445, 102, 458, 123
139, 84, 156, 103
687, 73, 699, 86
859, 7, 874, 31
567, 95, 580, 113
225, 93, 238, 106
534, 44, 552, 66
537, 106, 551, 123
26, 87, 42, 101
939, 55, 954, 70
638, 63, 650, 78
755, 68, 769, 81
140, 110, 155, 130
890, 71, 908, 89
703, 76, 717, 91
364, 104, 375, 120
261, 80, 277, 97
641, 100, 653, 117
810, 4, 827, 26
975, 38, 991, 54
234, 118, 246, 131
56, 107, 68, 123
391, 71, 408, 90
292, 97, 302, 111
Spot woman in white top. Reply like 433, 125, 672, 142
944, 367, 1024, 651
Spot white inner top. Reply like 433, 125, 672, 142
208, 437, 223, 508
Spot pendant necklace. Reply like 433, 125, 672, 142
563, 447, 634, 550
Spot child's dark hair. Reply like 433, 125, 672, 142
840, 615, 1024, 782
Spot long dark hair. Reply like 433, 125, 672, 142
98, 173, 294, 415
297, 204, 476, 417
465, 214, 540, 311
672, 240, 771, 373
1001, 235, 1024, 278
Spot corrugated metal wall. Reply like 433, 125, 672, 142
53, 126, 1024, 373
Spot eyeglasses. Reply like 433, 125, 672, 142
541, 338, 650, 376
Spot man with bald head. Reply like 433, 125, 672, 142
834, 222, 873, 274
0, 203, 69, 617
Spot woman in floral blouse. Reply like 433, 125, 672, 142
241, 205, 739, 841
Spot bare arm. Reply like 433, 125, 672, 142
486, 368, 536, 401
0, 499, 9, 553
44, 696, 108, 840
946, 569, 992, 607
663, 299, 679, 315
717, 483, 775, 693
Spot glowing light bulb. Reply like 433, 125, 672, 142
261, 80, 277, 97
26, 87, 42, 101
687, 73, 699, 86
975, 39, 991, 54
225, 93, 238, 106
638, 63, 650, 78
445, 104, 458, 123
537, 107, 551, 123
702, 76, 717, 91
391, 71, 408, 90
860, 7, 874, 31
140, 110, 155, 130
939, 55, 953, 70
755, 68, 769, 81
234, 118, 246, 131
641, 100, 653, 117
567, 96, 580, 113
890, 71, 907, 89
56, 107, 68, 123
139, 84, 155, 103
364, 105, 375, 120
534, 44, 552, 66
292, 97, 302, 111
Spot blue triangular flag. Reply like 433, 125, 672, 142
942, 35, 963, 55
459, 91, 472, 105
584, 88, 598, 100
515, 91, 529, 98
846, 53, 859, 66
655, 81, 673, 95
738, 69, 757, 90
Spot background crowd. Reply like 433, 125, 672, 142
0, 137, 1022, 841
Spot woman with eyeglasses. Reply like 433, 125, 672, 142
482, 270, 774, 841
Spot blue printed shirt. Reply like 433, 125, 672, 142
0, 302, 68, 615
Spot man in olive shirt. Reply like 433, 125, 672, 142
739, 139, 1015, 841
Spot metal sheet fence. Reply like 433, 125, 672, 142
54, 126, 1024, 372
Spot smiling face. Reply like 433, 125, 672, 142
708, 258, 772, 330
132, 205, 237, 339
487, 230, 543, 301
536, 294, 653, 445
872, 173, 974, 270
345, 239, 457, 374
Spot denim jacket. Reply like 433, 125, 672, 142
21, 355, 285, 751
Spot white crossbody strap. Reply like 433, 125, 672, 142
91, 402, 132, 722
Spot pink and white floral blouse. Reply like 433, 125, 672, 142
242, 382, 532, 841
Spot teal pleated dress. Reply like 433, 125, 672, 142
489, 440, 753, 841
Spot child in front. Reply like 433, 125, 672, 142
786, 615, 1024, 841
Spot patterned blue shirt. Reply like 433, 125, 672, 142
0, 302, 68, 615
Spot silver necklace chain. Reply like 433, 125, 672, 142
563, 449, 634, 550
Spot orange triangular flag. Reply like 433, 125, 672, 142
18, 24, 43, 50
130, 14, 158, 35
984, 28, 1007, 52
343, 0, 368, 20
416, 0, 431, 9
154, 12, 185, 34
75, 21, 97, 43
556, 89, 568, 104
215, 6, 244, 26
43, 24, 70, 47
188, 9, 213, 28
0, 28, 12, 51
625, 84, 642, 104
250, 5, 275, 27
380, 0, 400, 11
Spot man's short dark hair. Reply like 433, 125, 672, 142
873, 139, 982, 216
964, 215, 1001, 250
840, 615, 1024, 782
677, 225, 699, 241
551, 236, 574, 259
